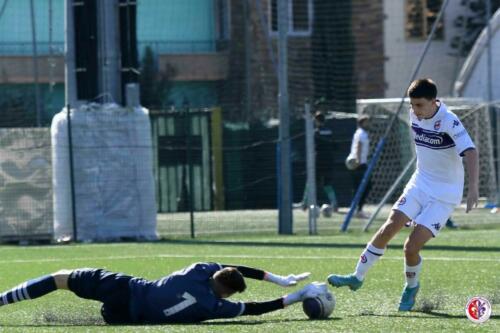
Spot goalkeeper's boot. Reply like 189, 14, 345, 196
327, 274, 363, 291
398, 283, 420, 311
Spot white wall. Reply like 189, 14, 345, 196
383, 0, 466, 97
455, 9, 500, 100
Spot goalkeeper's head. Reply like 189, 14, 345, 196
211, 267, 247, 298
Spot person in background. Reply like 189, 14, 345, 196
296, 101, 339, 217
346, 115, 372, 219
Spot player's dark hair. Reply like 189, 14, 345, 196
407, 78, 437, 100
214, 267, 246, 293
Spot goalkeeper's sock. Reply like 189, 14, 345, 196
404, 257, 422, 288
354, 243, 385, 281
0, 275, 57, 306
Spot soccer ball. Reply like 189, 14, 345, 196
320, 204, 333, 218
302, 291, 336, 319
345, 157, 358, 170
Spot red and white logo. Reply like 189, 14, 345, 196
465, 296, 491, 323
434, 120, 441, 130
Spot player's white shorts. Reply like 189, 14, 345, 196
392, 186, 456, 237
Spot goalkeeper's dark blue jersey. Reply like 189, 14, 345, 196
129, 262, 244, 323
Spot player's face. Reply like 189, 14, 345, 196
410, 97, 436, 120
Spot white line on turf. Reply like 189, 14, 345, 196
0, 254, 499, 264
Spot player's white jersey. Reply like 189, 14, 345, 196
348, 128, 369, 164
406, 101, 475, 205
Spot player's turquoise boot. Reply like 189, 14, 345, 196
398, 283, 420, 311
327, 274, 363, 291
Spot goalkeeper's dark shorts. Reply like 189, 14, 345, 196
68, 268, 134, 325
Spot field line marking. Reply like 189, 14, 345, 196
0, 254, 499, 264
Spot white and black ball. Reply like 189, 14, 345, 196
320, 204, 333, 218
302, 292, 336, 319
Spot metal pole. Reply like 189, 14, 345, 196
486, 0, 493, 105
48, 0, 55, 116
97, 0, 122, 104
305, 103, 317, 235
48, 0, 54, 91
277, 0, 293, 234
65, 0, 77, 105
29, 0, 41, 126
66, 104, 78, 241
244, 0, 252, 122
185, 105, 195, 238
486, 0, 500, 205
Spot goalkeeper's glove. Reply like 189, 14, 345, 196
264, 271, 311, 287
282, 282, 325, 306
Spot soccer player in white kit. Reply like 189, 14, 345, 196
327, 78, 479, 311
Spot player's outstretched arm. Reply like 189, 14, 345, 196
463, 148, 479, 213
221, 264, 310, 286
241, 283, 321, 316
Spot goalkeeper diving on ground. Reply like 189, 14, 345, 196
0, 262, 323, 324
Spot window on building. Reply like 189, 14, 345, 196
405, 0, 444, 40
270, 0, 313, 36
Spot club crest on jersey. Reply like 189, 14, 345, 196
434, 120, 441, 130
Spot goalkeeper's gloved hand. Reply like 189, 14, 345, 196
264, 271, 311, 287
282, 282, 325, 306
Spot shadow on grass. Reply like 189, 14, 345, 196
1, 317, 341, 328
160, 239, 500, 253
197, 317, 342, 325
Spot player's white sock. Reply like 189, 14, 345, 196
404, 257, 422, 288
353, 243, 385, 281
